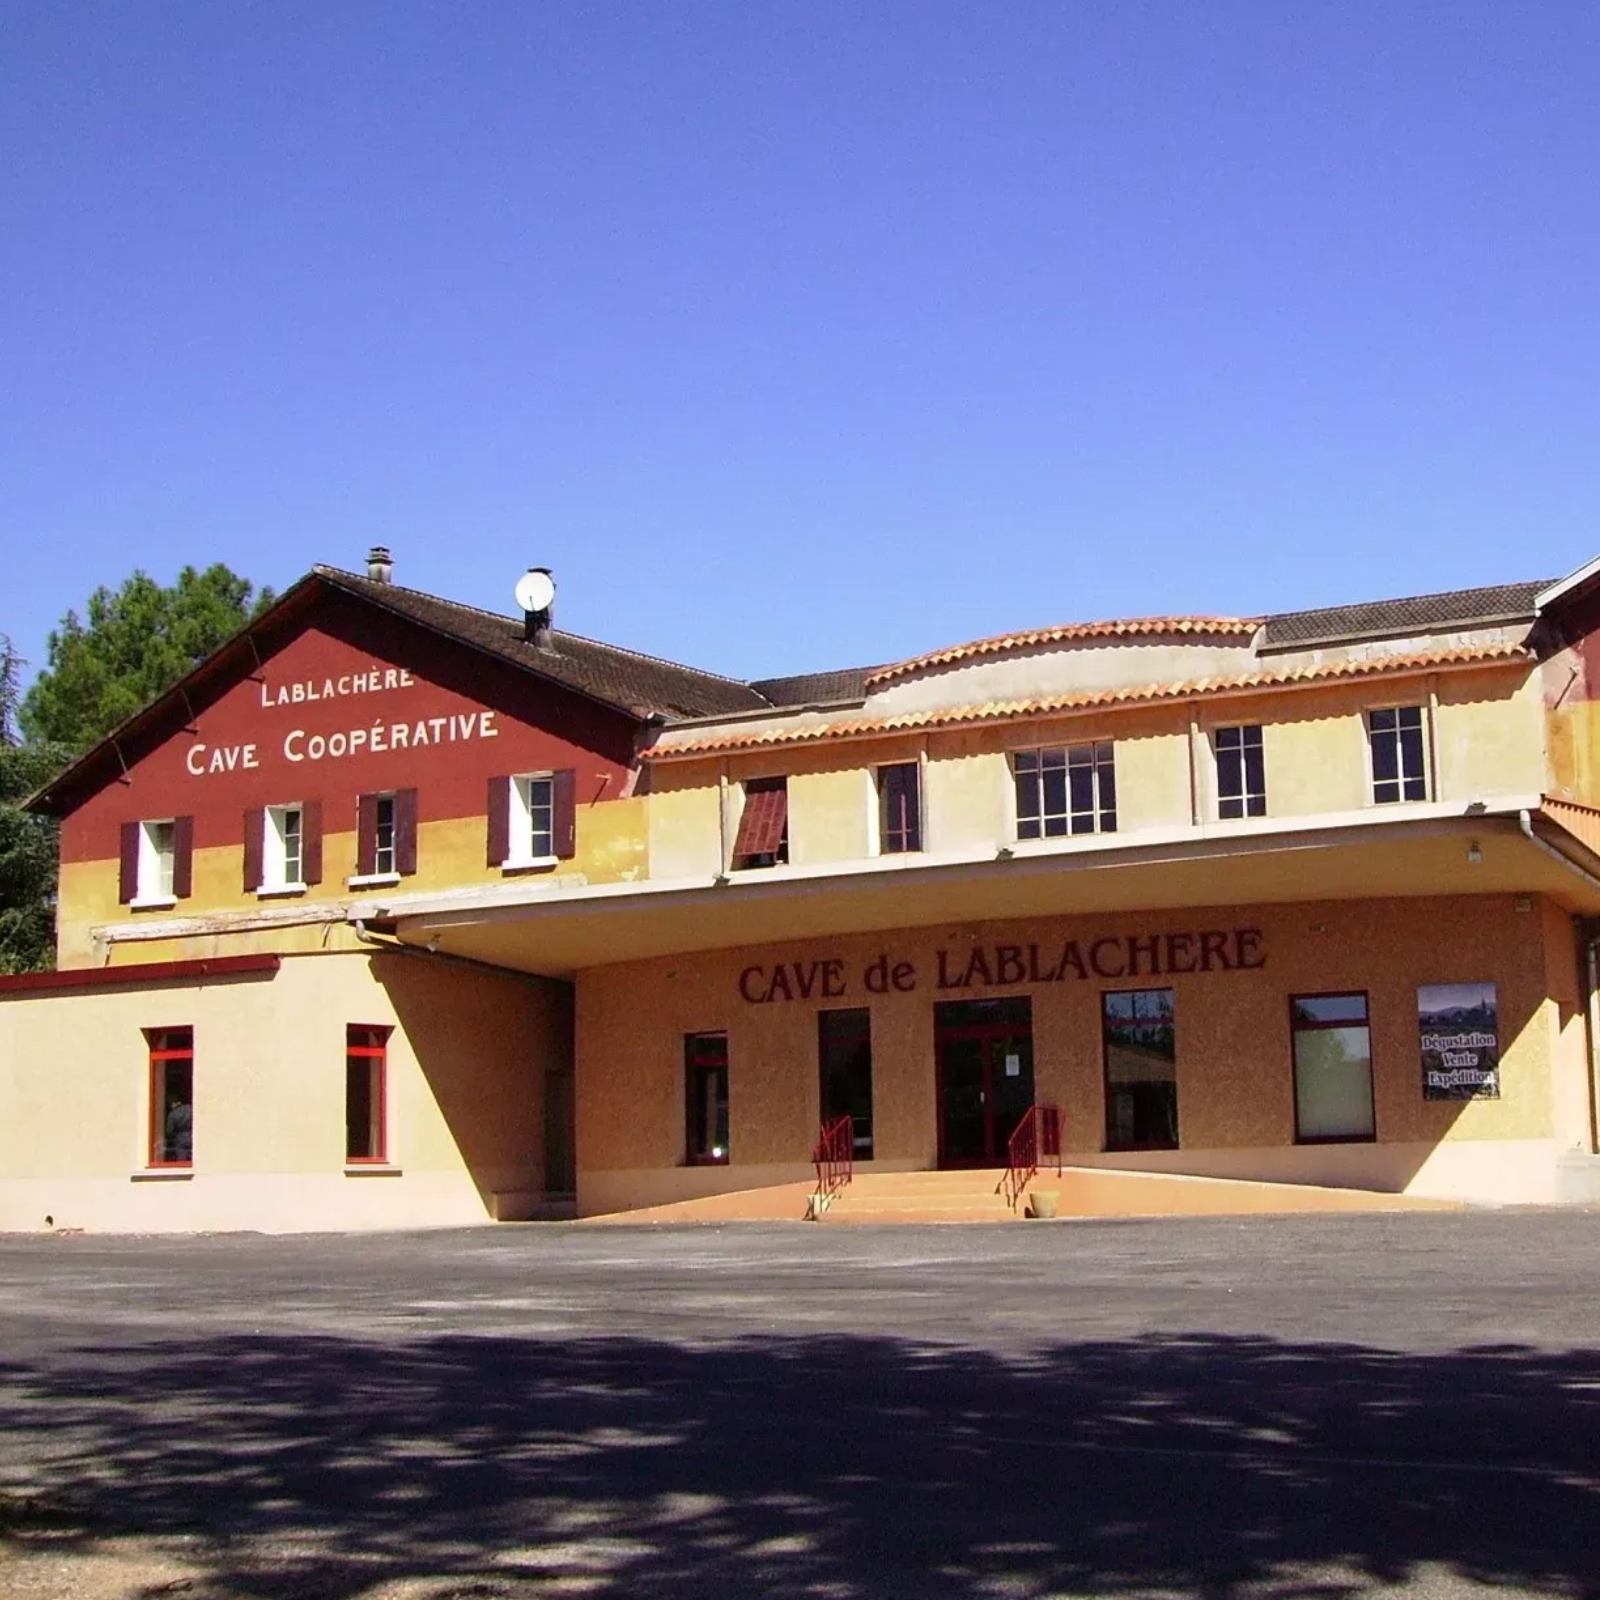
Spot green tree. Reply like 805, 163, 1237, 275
1, 639, 70, 972
20, 564, 276, 752
3, 566, 274, 971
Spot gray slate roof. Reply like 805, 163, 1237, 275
317, 568, 771, 721
1261, 579, 1551, 649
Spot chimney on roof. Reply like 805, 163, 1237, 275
367, 545, 394, 584
516, 566, 557, 652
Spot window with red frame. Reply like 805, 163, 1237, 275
346, 1025, 391, 1164
146, 1027, 194, 1167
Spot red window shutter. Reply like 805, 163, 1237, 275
553, 768, 577, 860
356, 794, 378, 876
118, 822, 140, 904
171, 815, 194, 899
242, 808, 265, 892
394, 788, 418, 876
486, 776, 510, 867
733, 783, 788, 859
301, 800, 323, 886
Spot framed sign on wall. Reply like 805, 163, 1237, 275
1419, 983, 1500, 1100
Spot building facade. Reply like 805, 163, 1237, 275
5, 550, 1600, 1230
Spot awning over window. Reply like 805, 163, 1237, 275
733, 784, 788, 859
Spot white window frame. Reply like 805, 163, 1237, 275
504, 773, 557, 869
1212, 724, 1267, 820
1012, 742, 1117, 840
260, 804, 306, 895
1365, 705, 1431, 806
373, 792, 398, 876
133, 819, 177, 907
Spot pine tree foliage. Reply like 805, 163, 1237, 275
21, 564, 275, 753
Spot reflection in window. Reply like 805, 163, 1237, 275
147, 1027, 194, 1167
1291, 992, 1375, 1140
685, 1033, 730, 1163
1103, 989, 1177, 1149
819, 1008, 874, 1158
346, 1025, 390, 1164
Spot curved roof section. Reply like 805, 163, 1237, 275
648, 641, 1530, 761
864, 616, 1261, 689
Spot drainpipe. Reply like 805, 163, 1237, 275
1518, 811, 1600, 1154
352, 917, 557, 987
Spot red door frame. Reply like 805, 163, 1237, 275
934, 1013, 1035, 1168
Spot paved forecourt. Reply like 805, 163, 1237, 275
2, 1210, 1599, 1599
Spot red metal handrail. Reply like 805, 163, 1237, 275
812, 1113, 855, 1204
1004, 1103, 1062, 1209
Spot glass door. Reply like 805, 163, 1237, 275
935, 998, 1035, 1167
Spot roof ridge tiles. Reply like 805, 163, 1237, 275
866, 615, 1263, 689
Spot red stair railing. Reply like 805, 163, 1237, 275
812, 1114, 855, 1207
1004, 1103, 1062, 1209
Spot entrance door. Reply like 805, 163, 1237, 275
934, 997, 1035, 1167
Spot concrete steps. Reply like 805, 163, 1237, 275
814, 1168, 1022, 1223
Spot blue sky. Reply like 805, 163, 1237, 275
4, 2, 1598, 692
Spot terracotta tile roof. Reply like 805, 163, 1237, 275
864, 616, 1261, 688
645, 642, 1531, 761
316, 568, 770, 720
1261, 580, 1549, 649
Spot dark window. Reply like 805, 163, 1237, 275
1102, 989, 1177, 1150
1215, 725, 1266, 819
818, 1008, 874, 1159
346, 1025, 390, 1164
1369, 707, 1428, 804
685, 1033, 730, 1163
1015, 743, 1116, 839
374, 795, 397, 875
732, 778, 788, 869
146, 1027, 194, 1167
1291, 992, 1376, 1141
877, 762, 922, 854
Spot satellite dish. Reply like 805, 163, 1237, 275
514, 568, 556, 615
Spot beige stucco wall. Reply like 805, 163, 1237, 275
575, 892, 1581, 1214
1435, 671, 1545, 802
0, 950, 570, 1233
788, 768, 875, 865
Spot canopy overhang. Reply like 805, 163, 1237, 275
359, 797, 1600, 980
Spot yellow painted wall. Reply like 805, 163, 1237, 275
53, 660, 1549, 971
1435, 672, 1545, 801
923, 736, 1009, 852
1255, 705, 1368, 817
57, 800, 650, 970
575, 892, 1566, 1212
0, 949, 570, 1232
645, 779, 723, 879
788, 768, 874, 865
1111, 730, 1191, 832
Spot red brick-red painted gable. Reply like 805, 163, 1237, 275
58, 591, 640, 865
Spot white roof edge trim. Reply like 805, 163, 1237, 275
361, 793, 1544, 930
1536, 552, 1600, 613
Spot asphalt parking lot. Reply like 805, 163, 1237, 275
3, 1210, 1599, 1599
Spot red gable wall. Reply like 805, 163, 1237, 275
59, 592, 640, 866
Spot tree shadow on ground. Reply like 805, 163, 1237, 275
3, 1330, 1599, 1599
